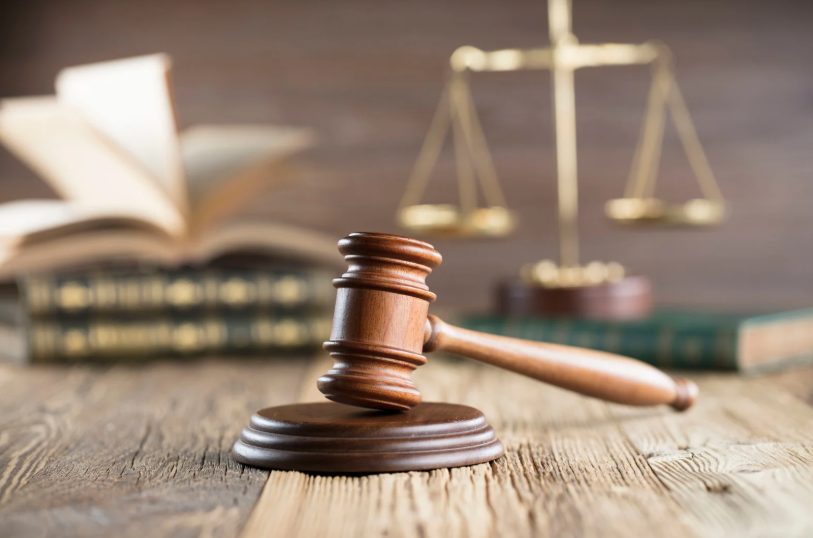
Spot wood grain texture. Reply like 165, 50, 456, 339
242, 357, 813, 538
2, 355, 813, 537
766, 368, 813, 408
318, 233, 441, 411
0, 359, 310, 538
231, 401, 504, 473
1, 0, 812, 312
319, 232, 696, 411
426, 314, 698, 410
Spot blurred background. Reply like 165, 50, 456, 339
1, 0, 812, 313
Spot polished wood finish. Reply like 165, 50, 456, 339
318, 232, 442, 411
496, 275, 653, 319
231, 402, 504, 473
425, 314, 696, 410
319, 232, 697, 412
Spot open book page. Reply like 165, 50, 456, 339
0, 228, 177, 281
0, 201, 95, 244
0, 200, 176, 279
0, 97, 185, 237
191, 220, 342, 268
0, 213, 341, 280
56, 54, 187, 211
181, 124, 316, 232
0, 200, 173, 248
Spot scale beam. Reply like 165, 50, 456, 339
451, 43, 659, 73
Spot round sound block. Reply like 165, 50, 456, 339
232, 402, 504, 473
496, 276, 653, 320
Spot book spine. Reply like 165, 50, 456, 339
23, 269, 335, 317
460, 317, 739, 370
28, 314, 333, 362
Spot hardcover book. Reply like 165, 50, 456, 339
27, 313, 333, 362
22, 268, 335, 316
460, 310, 813, 374
0, 54, 340, 281
0, 266, 338, 363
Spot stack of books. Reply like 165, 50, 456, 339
0, 54, 344, 362
17, 267, 334, 362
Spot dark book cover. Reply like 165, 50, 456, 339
21, 267, 336, 317
27, 313, 332, 362
459, 310, 813, 373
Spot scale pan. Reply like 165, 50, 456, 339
398, 204, 517, 238
605, 198, 726, 227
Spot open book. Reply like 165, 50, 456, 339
0, 54, 339, 280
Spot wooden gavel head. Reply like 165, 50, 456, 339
318, 232, 699, 413
318, 232, 442, 411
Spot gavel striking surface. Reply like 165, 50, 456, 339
231, 402, 504, 473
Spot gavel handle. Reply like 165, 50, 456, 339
423, 315, 698, 411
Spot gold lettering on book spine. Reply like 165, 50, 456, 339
219, 278, 255, 306
62, 329, 88, 357
57, 282, 91, 311
166, 279, 202, 308
172, 322, 204, 352
273, 276, 305, 306
276, 319, 306, 346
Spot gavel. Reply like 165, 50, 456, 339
318, 232, 698, 412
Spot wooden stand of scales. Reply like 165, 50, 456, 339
397, 0, 728, 319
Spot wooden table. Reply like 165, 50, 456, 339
2, 355, 813, 538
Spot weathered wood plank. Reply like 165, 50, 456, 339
767, 367, 813, 407
242, 359, 813, 538
619, 375, 813, 538
0, 359, 311, 538
5, 355, 813, 538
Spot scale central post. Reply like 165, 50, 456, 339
549, 0, 580, 268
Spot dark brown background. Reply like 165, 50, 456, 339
1, 0, 811, 313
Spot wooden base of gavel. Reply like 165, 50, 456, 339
232, 233, 698, 474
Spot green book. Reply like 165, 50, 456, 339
459, 310, 813, 374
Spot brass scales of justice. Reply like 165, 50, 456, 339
396, 0, 727, 319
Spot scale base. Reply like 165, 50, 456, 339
232, 402, 504, 474
496, 275, 653, 320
